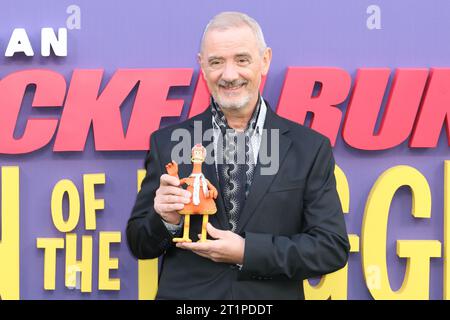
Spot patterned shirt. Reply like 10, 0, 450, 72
211, 96, 267, 231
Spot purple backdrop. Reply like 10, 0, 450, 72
0, 0, 447, 299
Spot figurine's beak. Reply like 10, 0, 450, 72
191, 156, 204, 163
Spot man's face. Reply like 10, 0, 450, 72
199, 25, 272, 111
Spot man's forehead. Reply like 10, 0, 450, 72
202, 26, 259, 56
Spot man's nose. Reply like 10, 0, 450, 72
221, 62, 239, 82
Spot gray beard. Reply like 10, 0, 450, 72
213, 93, 251, 110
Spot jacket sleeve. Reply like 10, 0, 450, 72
126, 132, 175, 259
240, 137, 350, 281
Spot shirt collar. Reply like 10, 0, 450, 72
255, 98, 267, 135
211, 95, 266, 135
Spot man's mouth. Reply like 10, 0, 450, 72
220, 83, 246, 91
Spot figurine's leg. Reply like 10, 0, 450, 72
199, 215, 209, 242
172, 215, 192, 243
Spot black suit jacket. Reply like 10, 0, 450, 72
126, 102, 350, 300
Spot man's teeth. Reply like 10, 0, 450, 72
223, 84, 245, 89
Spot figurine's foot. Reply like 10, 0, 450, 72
172, 237, 192, 243
198, 238, 208, 243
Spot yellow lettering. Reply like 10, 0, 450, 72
0, 167, 20, 300
98, 231, 121, 290
65, 233, 92, 292
36, 238, 64, 290
397, 240, 441, 296
51, 180, 80, 232
334, 164, 350, 213
83, 173, 105, 230
362, 165, 440, 299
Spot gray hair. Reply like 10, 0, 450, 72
200, 12, 267, 54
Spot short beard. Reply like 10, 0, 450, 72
213, 93, 251, 110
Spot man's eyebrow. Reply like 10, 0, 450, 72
207, 56, 223, 62
207, 53, 252, 62
235, 53, 252, 58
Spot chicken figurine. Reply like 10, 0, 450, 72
165, 144, 218, 243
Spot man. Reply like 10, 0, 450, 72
127, 11, 350, 300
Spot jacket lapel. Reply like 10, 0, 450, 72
236, 105, 292, 234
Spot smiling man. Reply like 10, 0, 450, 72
127, 11, 350, 300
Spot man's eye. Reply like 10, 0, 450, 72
238, 58, 249, 64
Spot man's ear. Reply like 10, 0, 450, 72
197, 53, 207, 79
261, 47, 272, 76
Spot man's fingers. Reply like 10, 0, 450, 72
159, 203, 184, 212
206, 223, 227, 239
162, 194, 191, 204
154, 184, 191, 216
159, 186, 191, 198
177, 243, 221, 262
160, 174, 180, 187
177, 241, 211, 251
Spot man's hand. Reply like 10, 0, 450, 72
154, 174, 191, 225
176, 223, 245, 264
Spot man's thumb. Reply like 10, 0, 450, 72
206, 223, 226, 239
